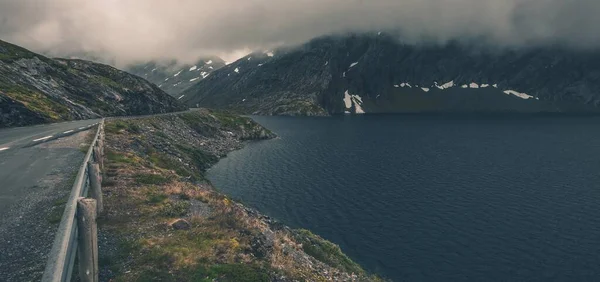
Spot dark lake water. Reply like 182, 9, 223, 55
206, 115, 600, 281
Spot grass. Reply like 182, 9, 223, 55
175, 145, 218, 172
294, 229, 364, 274
90, 75, 122, 89
99, 115, 377, 282
193, 264, 270, 282
2, 86, 70, 121
106, 150, 138, 164
209, 110, 251, 128
105, 120, 142, 134
46, 196, 70, 224
148, 151, 203, 181
147, 192, 168, 204
134, 173, 172, 185
158, 201, 191, 217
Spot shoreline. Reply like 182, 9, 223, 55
98, 109, 383, 281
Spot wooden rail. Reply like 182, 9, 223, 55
41, 119, 105, 282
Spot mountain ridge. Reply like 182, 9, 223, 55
0, 39, 185, 128
126, 57, 226, 97
180, 33, 600, 115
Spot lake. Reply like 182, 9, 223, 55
206, 114, 600, 281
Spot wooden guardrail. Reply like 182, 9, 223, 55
41, 119, 105, 282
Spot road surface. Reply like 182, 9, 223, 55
0, 119, 101, 152
0, 119, 100, 281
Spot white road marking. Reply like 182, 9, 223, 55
0, 147, 9, 152
33, 135, 53, 142
63, 130, 74, 134
78, 127, 85, 130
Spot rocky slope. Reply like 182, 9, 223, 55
181, 34, 600, 115
0, 40, 186, 128
126, 57, 226, 97
99, 110, 382, 281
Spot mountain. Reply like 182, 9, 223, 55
0, 40, 185, 128
126, 58, 226, 97
181, 34, 600, 115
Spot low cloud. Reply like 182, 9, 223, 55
1, 0, 599, 66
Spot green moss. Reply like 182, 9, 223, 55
2, 86, 70, 121
90, 75, 122, 89
158, 200, 191, 217
106, 150, 136, 164
147, 192, 168, 204
47, 205, 65, 224
105, 120, 141, 134
175, 145, 218, 172
210, 110, 251, 128
46, 195, 70, 224
294, 229, 364, 275
149, 152, 201, 180
134, 173, 172, 185
193, 264, 270, 282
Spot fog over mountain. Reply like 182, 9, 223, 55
0, 0, 599, 66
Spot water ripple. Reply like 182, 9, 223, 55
208, 115, 600, 281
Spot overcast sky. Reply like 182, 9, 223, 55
0, 0, 599, 66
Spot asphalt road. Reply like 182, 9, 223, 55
0, 119, 103, 281
0, 119, 100, 214
0, 119, 101, 152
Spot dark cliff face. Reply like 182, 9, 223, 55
126, 58, 226, 97
181, 34, 600, 115
0, 40, 186, 128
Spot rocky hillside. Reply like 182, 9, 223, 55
0, 40, 186, 128
181, 34, 600, 115
99, 110, 382, 281
126, 58, 226, 97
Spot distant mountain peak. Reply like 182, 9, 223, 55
179, 33, 600, 115
126, 57, 226, 96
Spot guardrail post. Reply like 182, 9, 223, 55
77, 198, 98, 282
87, 162, 103, 214
93, 145, 103, 171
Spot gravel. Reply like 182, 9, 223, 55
0, 130, 92, 281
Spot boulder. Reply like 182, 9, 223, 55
169, 218, 191, 230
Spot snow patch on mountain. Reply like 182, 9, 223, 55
343, 90, 365, 114
352, 95, 365, 114
504, 90, 535, 100
343, 90, 353, 108
440, 80, 455, 89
